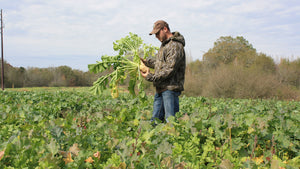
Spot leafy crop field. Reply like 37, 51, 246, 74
0, 87, 299, 168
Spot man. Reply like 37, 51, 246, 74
140, 20, 186, 123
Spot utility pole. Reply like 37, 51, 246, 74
1, 9, 4, 90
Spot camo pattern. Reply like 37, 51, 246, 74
145, 32, 186, 93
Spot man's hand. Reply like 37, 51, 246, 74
140, 57, 150, 78
140, 67, 149, 78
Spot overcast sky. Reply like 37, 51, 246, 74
1, 0, 300, 71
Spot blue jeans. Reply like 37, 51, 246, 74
151, 90, 181, 122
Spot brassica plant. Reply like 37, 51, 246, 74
88, 33, 158, 98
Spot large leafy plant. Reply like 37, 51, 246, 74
1, 89, 299, 168
88, 33, 158, 98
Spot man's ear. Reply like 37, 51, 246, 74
162, 26, 168, 33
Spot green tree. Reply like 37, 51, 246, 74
7, 67, 26, 87
1, 61, 99, 88
278, 58, 300, 89
187, 59, 204, 75
203, 36, 256, 68
250, 53, 276, 73
0, 60, 14, 88
24, 67, 53, 87
51, 66, 80, 87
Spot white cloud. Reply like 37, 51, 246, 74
1, 0, 300, 71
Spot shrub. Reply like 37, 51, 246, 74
197, 64, 299, 100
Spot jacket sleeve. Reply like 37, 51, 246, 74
144, 57, 156, 69
146, 42, 183, 82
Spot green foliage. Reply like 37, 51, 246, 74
0, 61, 97, 88
0, 88, 299, 168
201, 65, 283, 99
251, 53, 276, 73
88, 32, 158, 98
203, 36, 257, 68
184, 36, 300, 99
278, 58, 300, 89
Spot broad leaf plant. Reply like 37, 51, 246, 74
88, 33, 158, 98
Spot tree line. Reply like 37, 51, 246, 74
0, 63, 99, 88
1, 36, 300, 100
183, 36, 300, 100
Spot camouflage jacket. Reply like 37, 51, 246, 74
144, 32, 186, 93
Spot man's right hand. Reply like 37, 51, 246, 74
140, 67, 149, 78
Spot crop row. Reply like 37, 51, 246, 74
0, 89, 299, 168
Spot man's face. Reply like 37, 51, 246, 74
155, 27, 167, 42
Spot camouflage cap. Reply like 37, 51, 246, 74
149, 20, 169, 35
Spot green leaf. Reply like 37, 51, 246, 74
47, 138, 59, 156
155, 139, 172, 157
88, 32, 158, 98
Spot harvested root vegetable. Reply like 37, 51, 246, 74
139, 61, 148, 73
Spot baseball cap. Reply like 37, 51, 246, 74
149, 20, 169, 35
